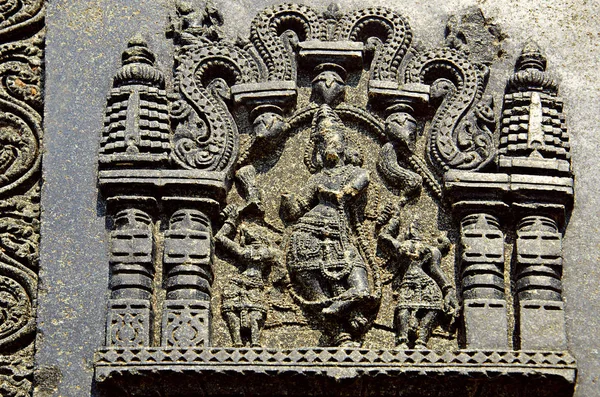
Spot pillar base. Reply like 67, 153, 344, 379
162, 300, 211, 348
519, 299, 567, 350
106, 299, 152, 347
464, 298, 509, 349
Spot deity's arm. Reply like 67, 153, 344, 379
342, 167, 369, 199
425, 247, 454, 293
215, 221, 245, 263
280, 177, 318, 222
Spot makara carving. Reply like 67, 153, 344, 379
95, 2, 576, 395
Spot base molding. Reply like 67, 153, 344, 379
95, 347, 576, 396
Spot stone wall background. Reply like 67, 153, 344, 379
36, 0, 600, 395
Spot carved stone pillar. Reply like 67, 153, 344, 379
516, 216, 566, 350
161, 209, 213, 348
459, 213, 509, 349
106, 208, 155, 347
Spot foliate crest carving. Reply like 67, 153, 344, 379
171, 43, 255, 170
0, 0, 44, 395
96, 2, 575, 395
333, 7, 412, 81
250, 3, 326, 81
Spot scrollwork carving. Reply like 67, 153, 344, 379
0, 260, 35, 349
405, 47, 496, 173
333, 7, 412, 82
0, 35, 42, 194
0, 0, 43, 38
0, 2, 43, 396
0, 349, 32, 397
250, 3, 326, 81
172, 43, 259, 170
0, 185, 39, 269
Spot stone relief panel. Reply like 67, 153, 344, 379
0, 1, 44, 396
94, 2, 576, 396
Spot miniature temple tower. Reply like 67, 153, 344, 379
499, 40, 572, 350
99, 36, 171, 167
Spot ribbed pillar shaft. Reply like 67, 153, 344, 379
516, 215, 566, 350
460, 213, 509, 349
105, 208, 154, 347
161, 209, 213, 347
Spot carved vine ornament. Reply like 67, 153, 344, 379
95, 1, 575, 392
0, 0, 44, 396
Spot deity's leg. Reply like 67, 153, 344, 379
346, 266, 370, 297
294, 270, 327, 301
223, 311, 243, 347
395, 308, 411, 349
415, 310, 439, 349
322, 267, 369, 316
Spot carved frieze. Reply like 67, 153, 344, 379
94, 2, 576, 395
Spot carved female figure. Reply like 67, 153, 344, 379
280, 105, 373, 347
379, 217, 458, 349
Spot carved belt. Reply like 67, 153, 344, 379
321, 260, 353, 281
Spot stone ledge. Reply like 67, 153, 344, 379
95, 347, 576, 381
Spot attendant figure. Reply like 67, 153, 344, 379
216, 205, 282, 347
379, 216, 458, 349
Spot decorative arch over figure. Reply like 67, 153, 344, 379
94, 3, 576, 396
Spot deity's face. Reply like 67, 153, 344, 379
407, 222, 424, 241
404, 241, 425, 260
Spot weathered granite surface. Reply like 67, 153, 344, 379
35, 0, 600, 396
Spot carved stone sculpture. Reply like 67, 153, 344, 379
91, 2, 577, 396
379, 216, 458, 350
281, 104, 375, 347
216, 203, 282, 347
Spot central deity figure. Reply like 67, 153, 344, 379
280, 105, 374, 347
